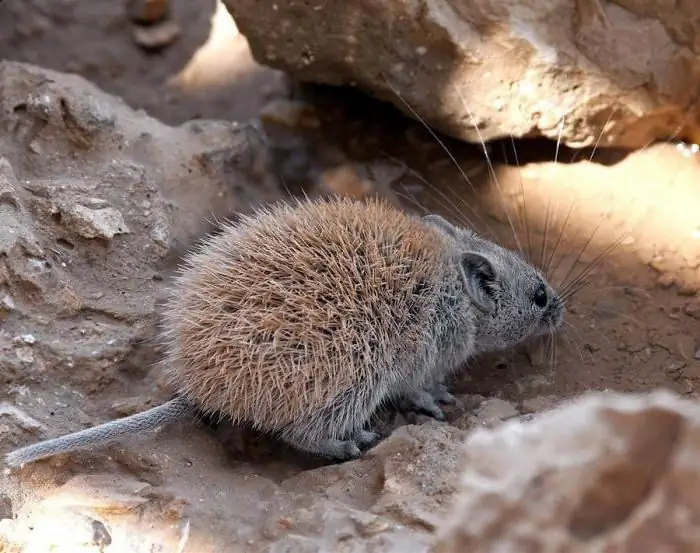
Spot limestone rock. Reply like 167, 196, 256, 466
0, 59, 277, 440
433, 389, 700, 553
224, 0, 700, 148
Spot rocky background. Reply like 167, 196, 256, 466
2, 1, 700, 552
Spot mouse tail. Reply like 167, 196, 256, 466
4, 397, 193, 468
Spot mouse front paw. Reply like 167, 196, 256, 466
430, 382, 457, 405
399, 389, 446, 420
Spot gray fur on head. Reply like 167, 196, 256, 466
422, 213, 564, 355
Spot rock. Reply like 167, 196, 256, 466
453, 397, 519, 430
132, 20, 180, 51
58, 203, 130, 240
224, 0, 700, 148
433, 389, 700, 553
265, 423, 463, 552
40, 473, 152, 513
519, 394, 560, 414
370, 423, 466, 531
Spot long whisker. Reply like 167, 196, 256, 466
455, 87, 524, 257
556, 209, 613, 291
560, 233, 627, 300
570, 314, 615, 349
543, 199, 577, 279
508, 137, 535, 265
537, 121, 568, 272
554, 118, 565, 164
382, 81, 500, 239
588, 108, 616, 162
539, 195, 554, 273
380, 151, 482, 229
588, 305, 643, 326
560, 321, 590, 363
562, 320, 596, 362
546, 325, 557, 380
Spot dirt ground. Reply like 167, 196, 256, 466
2, 0, 700, 552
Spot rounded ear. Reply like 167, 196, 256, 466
422, 214, 459, 237
459, 252, 497, 312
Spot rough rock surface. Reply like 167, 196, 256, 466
0, 57, 280, 446
2, 423, 464, 552
224, 0, 700, 148
433, 389, 700, 553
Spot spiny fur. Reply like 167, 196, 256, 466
159, 196, 472, 453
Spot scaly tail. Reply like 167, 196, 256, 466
4, 397, 192, 468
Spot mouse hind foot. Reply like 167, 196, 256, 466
280, 425, 382, 461
281, 434, 362, 461
278, 390, 383, 461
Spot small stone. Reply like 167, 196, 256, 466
133, 20, 180, 51
460, 394, 486, 411
111, 396, 157, 417
91, 519, 112, 550
14, 347, 34, 363
472, 398, 520, 427
20, 334, 36, 345
0, 292, 15, 312
665, 361, 687, 373
0, 403, 46, 432
41, 474, 151, 513
60, 204, 130, 240
520, 395, 559, 414
125, 0, 169, 24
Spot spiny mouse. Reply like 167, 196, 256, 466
4, 196, 564, 467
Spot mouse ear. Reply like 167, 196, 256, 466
459, 252, 497, 312
422, 214, 459, 237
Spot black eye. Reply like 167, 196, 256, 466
533, 283, 548, 308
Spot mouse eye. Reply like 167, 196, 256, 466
533, 283, 548, 308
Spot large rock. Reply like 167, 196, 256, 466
433, 389, 700, 553
224, 0, 700, 148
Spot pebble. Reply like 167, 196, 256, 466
133, 20, 181, 51
60, 204, 130, 240
520, 395, 559, 414
453, 398, 519, 430
475, 398, 519, 423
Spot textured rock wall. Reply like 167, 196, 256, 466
224, 0, 700, 148
434, 390, 700, 553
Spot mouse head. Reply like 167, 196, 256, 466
423, 214, 565, 354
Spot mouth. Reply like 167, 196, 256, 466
537, 301, 565, 335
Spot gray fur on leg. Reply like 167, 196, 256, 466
399, 389, 446, 420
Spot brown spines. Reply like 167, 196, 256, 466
161, 196, 447, 433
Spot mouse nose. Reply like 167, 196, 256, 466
547, 296, 565, 327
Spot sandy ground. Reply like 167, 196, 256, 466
2, 1, 700, 552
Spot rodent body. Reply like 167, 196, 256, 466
4, 197, 564, 467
